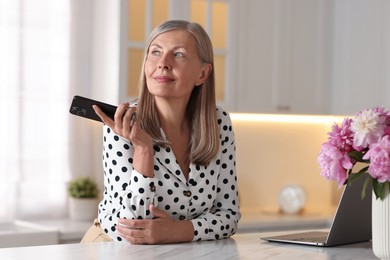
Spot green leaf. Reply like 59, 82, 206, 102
360, 177, 371, 200
347, 166, 369, 185
372, 179, 387, 200
348, 151, 369, 163
348, 151, 363, 161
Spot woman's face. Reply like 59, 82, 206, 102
144, 29, 210, 102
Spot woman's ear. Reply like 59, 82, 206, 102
195, 63, 212, 86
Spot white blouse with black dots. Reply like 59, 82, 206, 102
97, 107, 240, 242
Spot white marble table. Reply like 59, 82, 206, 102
0, 231, 376, 259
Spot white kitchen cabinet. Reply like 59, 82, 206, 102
331, 0, 390, 115
234, 0, 390, 115
113, 0, 389, 115
120, 0, 335, 115
235, 0, 333, 114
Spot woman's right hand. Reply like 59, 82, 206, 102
93, 103, 155, 177
93, 102, 134, 138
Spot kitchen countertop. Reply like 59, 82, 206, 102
0, 231, 376, 259
22, 218, 92, 244
237, 207, 334, 233
19, 206, 335, 245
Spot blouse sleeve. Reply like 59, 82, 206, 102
98, 125, 157, 241
190, 108, 241, 241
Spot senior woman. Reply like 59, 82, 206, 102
89, 19, 240, 245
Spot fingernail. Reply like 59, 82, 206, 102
129, 100, 138, 108
130, 112, 136, 125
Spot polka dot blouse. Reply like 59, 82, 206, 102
97, 106, 240, 242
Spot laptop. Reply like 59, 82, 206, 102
261, 176, 372, 247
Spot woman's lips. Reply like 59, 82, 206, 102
154, 76, 174, 83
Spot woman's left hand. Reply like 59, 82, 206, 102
116, 205, 194, 244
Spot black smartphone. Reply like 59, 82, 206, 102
69, 95, 117, 123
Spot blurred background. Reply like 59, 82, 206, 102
0, 0, 389, 224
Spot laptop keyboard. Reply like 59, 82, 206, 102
262, 231, 330, 245
291, 235, 327, 243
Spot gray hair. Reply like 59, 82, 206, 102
137, 20, 219, 165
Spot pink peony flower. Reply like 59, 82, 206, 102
374, 107, 390, 135
318, 107, 390, 199
351, 108, 387, 149
379, 107, 390, 136
317, 142, 353, 188
363, 135, 390, 183
328, 118, 354, 153
373, 106, 390, 117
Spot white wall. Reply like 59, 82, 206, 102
90, 0, 121, 104
91, 0, 122, 190
231, 114, 344, 212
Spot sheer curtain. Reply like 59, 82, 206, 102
0, 0, 97, 221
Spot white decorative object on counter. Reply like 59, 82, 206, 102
372, 185, 390, 260
69, 197, 98, 221
278, 185, 306, 215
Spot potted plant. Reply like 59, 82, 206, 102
68, 177, 99, 221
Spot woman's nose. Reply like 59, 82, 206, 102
157, 54, 172, 70
158, 64, 171, 70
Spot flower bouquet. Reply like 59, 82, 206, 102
317, 107, 390, 200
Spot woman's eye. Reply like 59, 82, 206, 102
175, 52, 184, 58
151, 50, 160, 56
